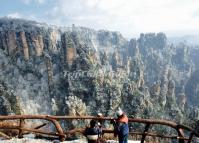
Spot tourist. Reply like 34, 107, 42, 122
113, 108, 129, 143
85, 119, 102, 143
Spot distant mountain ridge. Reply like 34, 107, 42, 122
168, 35, 199, 46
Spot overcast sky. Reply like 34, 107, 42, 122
1, 0, 199, 38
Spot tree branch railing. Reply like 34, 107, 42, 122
0, 115, 197, 142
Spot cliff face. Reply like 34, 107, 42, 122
0, 18, 198, 125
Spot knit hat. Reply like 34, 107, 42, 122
97, 112, 103, 117
116, 108, 123, 116
90, 119, 96, 127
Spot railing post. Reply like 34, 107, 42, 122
177, 128, 185, 143
187, 132, 194, 143
51, 119, 65, 142
141, 123, 150, 143
18, 119, 25, 138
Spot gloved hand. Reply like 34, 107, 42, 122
110, 118, 116, 124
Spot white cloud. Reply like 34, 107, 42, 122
7, 12, 23, 18
21, 0, 46, 4
192, 8, 199, 17
34, 0, 199, 37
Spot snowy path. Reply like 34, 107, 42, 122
0, 138, 141, 143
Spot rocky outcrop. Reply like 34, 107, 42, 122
7, 30, 17, 55
0, 82, 21, 115
0, 18, 198, 129
20, 31, 29, 60
185, 69, 199, 107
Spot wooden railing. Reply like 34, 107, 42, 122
0, 115, 198, 143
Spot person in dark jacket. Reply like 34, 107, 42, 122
85, 119, 102, 143
114, 108, 129, 143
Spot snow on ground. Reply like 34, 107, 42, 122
0, 138, 141, 143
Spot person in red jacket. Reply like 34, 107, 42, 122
114, 108, 129, 143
